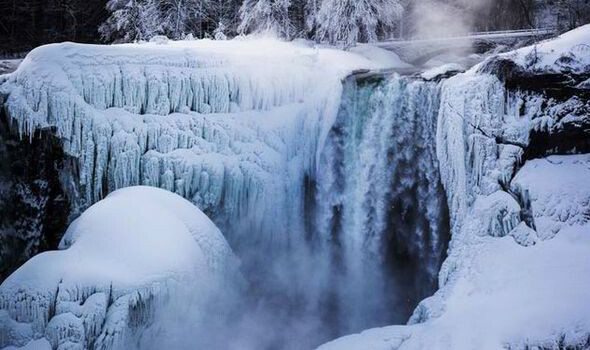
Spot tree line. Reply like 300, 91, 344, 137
1, 0, 589, 55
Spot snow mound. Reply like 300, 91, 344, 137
0, 186, 239, 349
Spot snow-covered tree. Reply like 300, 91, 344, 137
314, 0, 403, 46
556, 0, 590, 30
160, 0, 207, 39
99, 0, 163, 42
214, 22, 228, 40
207, 0, 242, 36
238, 0, 294, 39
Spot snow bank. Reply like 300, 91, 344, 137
349, 44, 412, 70
319, 26, 590, 350
492, 24, 590, 73
0, 186, 239, 349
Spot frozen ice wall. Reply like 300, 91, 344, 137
2, 38, 426, 349
319, 25, 590, 350
0, 38, 388, 257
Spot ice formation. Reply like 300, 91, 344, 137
0, 38, 395, 266
0, 186, 239, 349
0, 38, 416, 349
2, 25, 589, 350
319, 25, 590, 350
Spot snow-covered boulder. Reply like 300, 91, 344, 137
0, 186, 239, 350
513, 154, 590, 240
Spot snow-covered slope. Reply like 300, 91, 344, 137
0, 186, 239, 350
503, 25, 590, 73
319, 25, 590, 350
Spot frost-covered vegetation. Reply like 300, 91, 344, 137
2, 0, 590, 55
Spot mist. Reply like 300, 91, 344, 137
407, 0, 502, 39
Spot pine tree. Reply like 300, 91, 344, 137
314, 0, 403, 46
238, 0, 294, 39
160, 0, 207, 39
99, 0, 163, 42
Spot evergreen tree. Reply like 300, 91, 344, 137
160, 0, 206, 39
99, 0, 163, 42
314, 0, 403, 46
238, 0, 294, 39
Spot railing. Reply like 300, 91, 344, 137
377, 27, 559, 46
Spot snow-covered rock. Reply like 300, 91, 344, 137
505, 24, 590, 73
512, 154, 590, 240
420, 63, 464, 81
0, 186, 239, 349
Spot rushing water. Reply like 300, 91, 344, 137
201, 73, 452, 349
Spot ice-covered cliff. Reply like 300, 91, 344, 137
0, 38, 416, 349
0, 186, 240, 350
0, 38, 393, 279
319, 25, 590, 350
2, 25, 589, 350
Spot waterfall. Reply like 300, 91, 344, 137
309, 73, 450, 334
222, 72, 451, 349
0, 41, 452, 349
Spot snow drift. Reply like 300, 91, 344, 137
0, 186, 239, 350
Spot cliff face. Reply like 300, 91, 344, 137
0, 39, 380, 282
0, 112, 72, 280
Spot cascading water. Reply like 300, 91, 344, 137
207, 72, 451, 349
310, 73, 450, 333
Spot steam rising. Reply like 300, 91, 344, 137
408, 0, 496, 38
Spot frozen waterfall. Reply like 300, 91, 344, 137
0, 39, 452, 349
